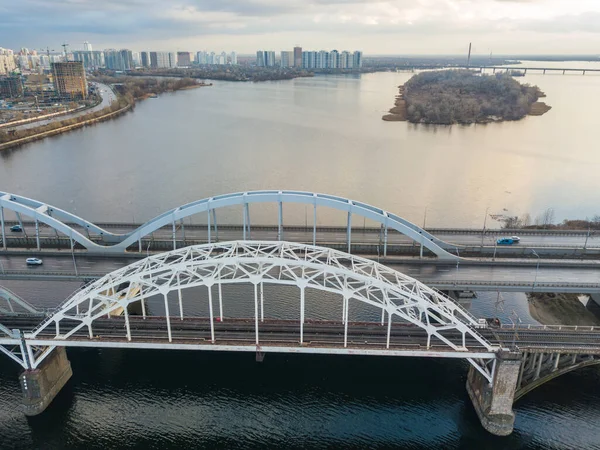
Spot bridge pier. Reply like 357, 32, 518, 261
19, 347, 72, 416
466, 351, 521, 436
589, 294, 600, 307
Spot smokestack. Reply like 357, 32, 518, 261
467, 43, 472, 67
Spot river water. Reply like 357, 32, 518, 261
1, 63, 600, 448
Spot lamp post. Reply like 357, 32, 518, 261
584, 226, 591, 252
531, 249, 540, 290
70, 234, 78, 277
481, 207, 489, 249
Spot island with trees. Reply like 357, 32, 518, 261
383, 70, 551, 125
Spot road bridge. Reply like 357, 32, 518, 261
2, 252, 600, 293
4, 221, 600, 259
2, 190, 600, 262
1, 241, 599, 436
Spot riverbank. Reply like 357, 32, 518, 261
382, 70, 552, 124
527, 293, 600, 326
0, 102, 132, 152
125, 67, 313, 82
0, 78, 208, 151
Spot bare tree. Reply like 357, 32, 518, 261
540, 208, 555, 228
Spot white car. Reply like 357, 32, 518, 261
26, 258, 43, 266
510, 236, 521, 243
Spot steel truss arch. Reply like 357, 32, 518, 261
0, 190, 459, 259
26, 241, 497, 377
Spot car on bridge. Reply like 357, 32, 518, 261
510, 236, 521, 243
25, 258, 43, 266
497, 238, 515, 245
10, 225, 22, 232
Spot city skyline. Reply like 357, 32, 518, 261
1, 0, 600, 55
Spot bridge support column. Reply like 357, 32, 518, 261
590, 294, 600, 307
466, 352, 522, 436
19, 347, 72, 416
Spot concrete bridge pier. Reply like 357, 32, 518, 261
466, 351, 522, 436
591, 294, 600, 307
19, 347, 72, 416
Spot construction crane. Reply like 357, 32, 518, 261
61, 43, 69, 59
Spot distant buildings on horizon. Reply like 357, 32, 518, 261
1, 42, 364, 75
257, 47, 363, 69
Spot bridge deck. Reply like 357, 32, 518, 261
2, 316, 599, 356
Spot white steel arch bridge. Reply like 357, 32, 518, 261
1, 240, 498, 381
0, 190, 459, 259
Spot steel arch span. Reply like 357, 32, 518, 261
0, 190, 459, 259
21, 241, 497, 378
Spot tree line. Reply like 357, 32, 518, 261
403, 70, 544, 125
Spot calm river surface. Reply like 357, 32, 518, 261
1, 62, 600, 449
1, 62, 600, 226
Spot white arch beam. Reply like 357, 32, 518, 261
0, 191, 460, 258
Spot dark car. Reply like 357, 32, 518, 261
10, 225, 22, 232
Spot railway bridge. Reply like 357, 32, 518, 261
1, 241, 599, 436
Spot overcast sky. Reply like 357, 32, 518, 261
1, 0, 600, 55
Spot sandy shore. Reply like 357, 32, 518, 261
381, 85, 408, 121
527, 293, 600, 326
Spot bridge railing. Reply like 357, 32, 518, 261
500, 324, 598, 332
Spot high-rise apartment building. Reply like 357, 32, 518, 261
339, 51, 351, 69
353, 51, 363, 68
293, 46, 302, 67
302, 51, 317, 69
73, 51, 105, 69
168, 52, 177, 68
329, 50, 339, 69
150, 51, 170, 68
230, 52, 237, 65
0, 48, 17, 75
51, 61, 87, 99
83, 41, 93, 52
256, 51, 265, 67
104, 49, 133, 71
281, 51, 293, 67
266, 51, 276, 67
140, 51, 150, 68
196, 51, 207, 64
177, 52, 192, 67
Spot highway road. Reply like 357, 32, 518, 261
10, 82, 116, 131
2, 316, 599, 354
1, 253, 600, 293
3, 221, 600, 250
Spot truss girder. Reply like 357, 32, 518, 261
0, 190, 458, 259
27, 242, 494, 360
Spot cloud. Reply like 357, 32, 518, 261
2, 0, 600, 53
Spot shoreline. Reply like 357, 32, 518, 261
0, 103, 133, 152
527, 293, 600, 326
0, 82, 210, 151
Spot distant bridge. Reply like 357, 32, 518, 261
476, 66, 600, 75
1, 241, 599, 436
